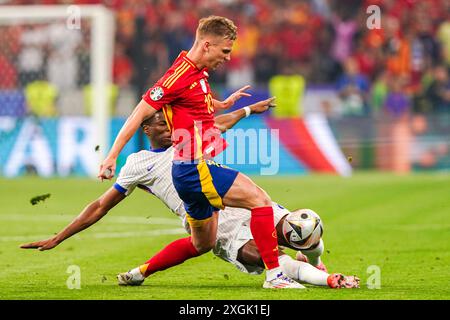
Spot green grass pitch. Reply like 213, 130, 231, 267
0, 172, 449, 300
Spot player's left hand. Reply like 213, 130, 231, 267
20, 237, 60, 251
296, 251, 328, 272
223, 85, 252, 108
296, 252, 309, 263
249, 97, 276, 114
316, 261, 328, 273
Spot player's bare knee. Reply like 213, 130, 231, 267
192, 237, 215, 254
194, 241, 214, 254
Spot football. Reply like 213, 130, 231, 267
282, 209, 323, 250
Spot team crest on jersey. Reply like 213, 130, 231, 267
199, 79, 207, 93
150, 86, 164, 101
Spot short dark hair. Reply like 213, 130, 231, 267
140, 110, 163, 128
197, 16, 237, 40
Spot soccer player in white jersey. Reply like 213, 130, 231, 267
21, 100, 359, 289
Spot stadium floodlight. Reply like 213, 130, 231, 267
0, 5, 115, 176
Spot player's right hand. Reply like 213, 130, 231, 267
98, 157, 116, 181
20, 238, 60, 251
223, 85, 252, 108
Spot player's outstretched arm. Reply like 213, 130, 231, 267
212, 85, 252, 110
20, 188, 125, 251
99, 99, 157, 180
214, 97, 276, 133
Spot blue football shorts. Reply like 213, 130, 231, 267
172, 159, 239, 227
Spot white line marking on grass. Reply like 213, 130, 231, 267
91, 228, 186, 239
387, 224, 450, 231
0, 228, 186, 242
0, 214, 181, 225
321, 224, 450, 231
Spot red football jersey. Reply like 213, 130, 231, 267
142, 51, 227, 161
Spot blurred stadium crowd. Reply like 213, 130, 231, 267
0, 0, 449, 117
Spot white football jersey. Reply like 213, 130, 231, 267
114, 147, 185, 219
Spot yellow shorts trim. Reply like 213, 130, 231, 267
196, 160, 224, 210
186, 212, 213, 228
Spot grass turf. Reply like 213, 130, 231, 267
0, 172, 449, 300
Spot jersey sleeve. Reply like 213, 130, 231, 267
114, 155, 146, 196
142, 74, 186, 111
272, 202, 290, 225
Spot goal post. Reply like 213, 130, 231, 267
0, 5, 115, 177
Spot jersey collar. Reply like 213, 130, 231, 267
150, 147, 169, 153
181, 50, 208, 73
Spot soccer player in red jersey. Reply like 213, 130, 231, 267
98, 16, 302, 288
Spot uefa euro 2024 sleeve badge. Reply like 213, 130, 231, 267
150, 86, 164, 101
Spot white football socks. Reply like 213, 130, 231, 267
265, 266, 284, 281
278, 254, 329, 286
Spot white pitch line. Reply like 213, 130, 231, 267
0, 214, 181, 225
92, 228, 186, 239
0, 228, 187, 242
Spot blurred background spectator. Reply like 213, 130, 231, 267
0, 0, 449, 173
0, 0, 448, 114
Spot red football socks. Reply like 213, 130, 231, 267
250, 206, 280, 270
139, 236, 200, 277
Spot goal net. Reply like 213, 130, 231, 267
0, 5, 115, 177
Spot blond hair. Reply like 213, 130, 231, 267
197, 16, 237, 40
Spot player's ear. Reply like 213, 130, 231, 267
203, 40, 210, 53
142, 124, 151, 135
